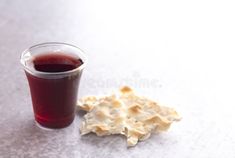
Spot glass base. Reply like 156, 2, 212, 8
34, 114, 75, 129
35, 121, 57, 131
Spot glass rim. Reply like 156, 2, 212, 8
20, 42, 87, 77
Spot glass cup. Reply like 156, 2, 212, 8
20, 42, 87, 129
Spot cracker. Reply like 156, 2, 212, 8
77, 86, 181, 146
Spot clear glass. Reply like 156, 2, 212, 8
20, 42, 87, 129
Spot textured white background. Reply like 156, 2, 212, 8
0, 0, 235, 157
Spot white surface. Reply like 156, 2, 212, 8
0, 0, 235, 157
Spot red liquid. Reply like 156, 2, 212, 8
26, 53, 83, 128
